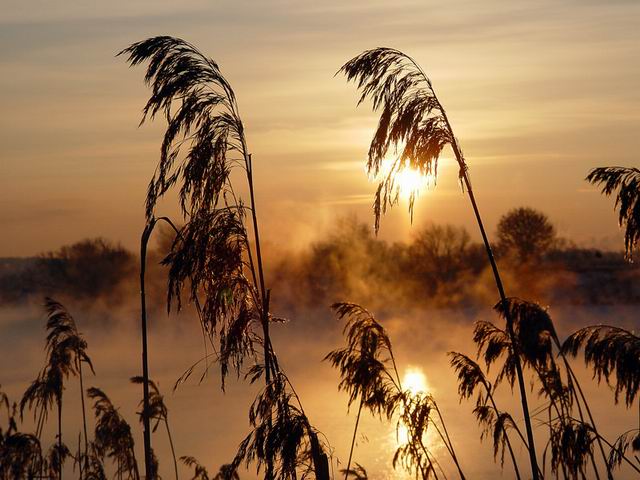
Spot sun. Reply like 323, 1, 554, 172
403, 367, 429, 395
395, 166, 430, 199
372, 158, 433, 200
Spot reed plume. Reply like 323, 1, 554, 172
131, 376, 178, 480
0, 394, 44, 478
586, 166, 640, 260
19, 298, 93, 480
327, 302, 465, 480
87, 387, 140, 480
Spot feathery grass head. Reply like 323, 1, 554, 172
544, 419, 594, 478
88, 387, 140, 480
122, 36, 264, 387
586, 166, 640, 260
326, 302, 396, 417
448, 352, 490, 401
340, 462, 368, 480
46, 441, 70, 479
233, 372, 324, 480
44, 297, 94, 374
473, 405, 519, 468
119, 36, 244, 220
494, 298, 557, 369
0, 430, 43, 478
562, 325, 640, 406
163, 208, 259, 385
392, 393, 438, 480
473, 298, 559, 390
608, 430, 640, 471
130, 376, 168, 432
340, 48, 452, 231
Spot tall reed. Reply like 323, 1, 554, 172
121, 36, 330, 480
339, 48, 540, 479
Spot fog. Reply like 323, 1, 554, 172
2, 298, 638, 479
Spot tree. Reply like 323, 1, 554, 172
496, 207, 556, 262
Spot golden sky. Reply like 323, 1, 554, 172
1, 0, 639, 256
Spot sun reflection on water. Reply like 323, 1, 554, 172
381, 367, 443, 479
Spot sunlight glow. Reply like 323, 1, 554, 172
396, 367, 430, 445
370, 158, 434, 201
403, 368, 429, 395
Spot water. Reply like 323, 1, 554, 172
1, 301, 638, 479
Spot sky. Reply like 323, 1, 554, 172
1, 0, 639, 256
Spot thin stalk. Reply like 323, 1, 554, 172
140, 220, 155, 480
78, 358, 89, 474
460, 169, 539, 480
483, 390, 522, 480
35, 405, 45, 439
57, 394, 62, 480
406, 58, 540, 479
164, 418, 179, 480
557, 345, 612, 479
77, 432, 83, 480
344, 399, 364, 480
244, 151, 274, 480
431, 401, 465, 480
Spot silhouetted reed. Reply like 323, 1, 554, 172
0, 389, 44, 478
340, 47, 540, 479
448, 352, 523, 479
87, 388, 140, 480
121, 36, 330, 480
327, 302, 465, 480
449, 297, 640, 478
131, 377, 178, 480
181, 456, 240, 480
19, 298, 94, 480
586, 167, 640, 260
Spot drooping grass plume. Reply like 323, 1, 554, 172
586, 166, 640, 260
563, 325, 640, 407
120, 35, 267, 477
232, 368, 330, 480
19, 298, 94, 480
328, 302, 465, 480
46, 442, 71, 480
340, 47, 540, 479
44, 297, 94, 476
448, 352, 522, 479
131, 376, 178, 480
87, 387, 140, 480
325, 303, 396, 479
0, 430, 43, 478
0, 396, 44, 478
340, 463, 368, 480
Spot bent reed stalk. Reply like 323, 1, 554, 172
340, 48, 540, 480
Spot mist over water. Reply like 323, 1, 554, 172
2, 300, 638, 479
